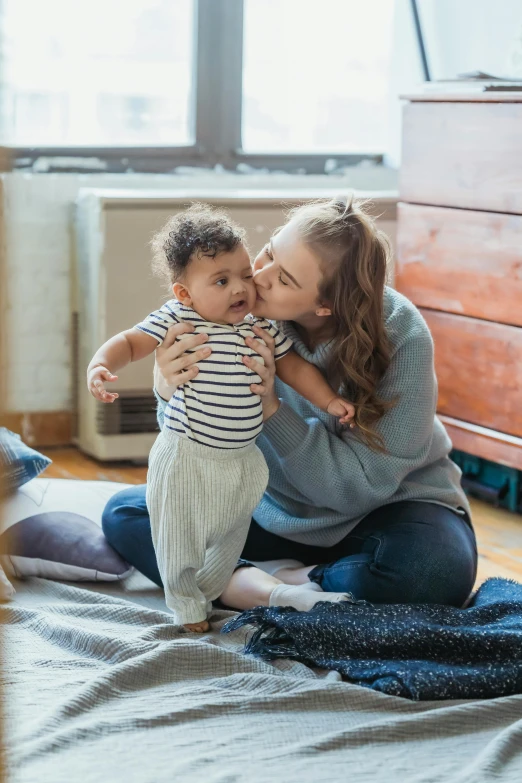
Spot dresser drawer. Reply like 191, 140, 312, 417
421, 309, 522, 438
400, 101, 522, 214
396, 203, 522, 327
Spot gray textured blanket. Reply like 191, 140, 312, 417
3, 577, 522, 783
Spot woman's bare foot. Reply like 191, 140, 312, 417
184, 620, 210, 633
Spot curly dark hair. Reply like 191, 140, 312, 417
151, 202, 247, 286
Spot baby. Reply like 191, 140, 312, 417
88, 204, 354, 632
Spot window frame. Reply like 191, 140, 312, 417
1, 0, 389, 173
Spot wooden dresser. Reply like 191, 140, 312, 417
396, 88, 522, 470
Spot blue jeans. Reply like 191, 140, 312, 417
102, 485, 477, 607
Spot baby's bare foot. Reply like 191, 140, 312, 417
184, 620, 210, 633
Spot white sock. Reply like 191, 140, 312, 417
269, 583, 351, 612
301, 581, 324, 591
249, 558, 305, 576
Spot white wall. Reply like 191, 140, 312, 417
1, 168, 398, 413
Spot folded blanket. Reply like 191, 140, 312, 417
222, 577, 522, 701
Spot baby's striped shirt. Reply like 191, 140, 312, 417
135, 300, 293, 449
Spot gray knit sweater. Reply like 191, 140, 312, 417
156, 287, 470, 547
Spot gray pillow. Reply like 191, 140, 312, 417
1, 478, 132, 582
0, 428, 51, 493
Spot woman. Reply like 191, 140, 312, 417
102, 198, 477, 612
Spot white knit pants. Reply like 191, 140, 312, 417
146, 429, 269, 625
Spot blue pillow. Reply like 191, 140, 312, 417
0, 428, 52, 493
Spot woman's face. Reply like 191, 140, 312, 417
250, 220, 328, 323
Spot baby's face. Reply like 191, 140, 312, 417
176, 243, 256, 324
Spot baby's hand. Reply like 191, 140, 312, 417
87, 366, 119, 403
327, 397, 355, 427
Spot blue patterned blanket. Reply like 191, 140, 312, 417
223, 577, 522, 700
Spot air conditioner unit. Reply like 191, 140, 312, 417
74, 188, 397, 461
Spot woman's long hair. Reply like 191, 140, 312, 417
289, 197, 395, 451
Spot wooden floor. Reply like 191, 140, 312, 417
41, 446, 522, 590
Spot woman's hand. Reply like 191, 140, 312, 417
154, 323, 211, 400
243, 325, 280, 420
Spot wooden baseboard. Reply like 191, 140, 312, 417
440, 415, 522, 471
0, 411, 72, 447
0, 146, 13, 172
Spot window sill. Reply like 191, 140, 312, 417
0, 144, 390, 178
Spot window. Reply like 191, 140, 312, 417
96, 94, 188, 144
0, 0, 405, 171
0, 0, 194, 146
242, 0, 396, 154
415, 0, 522, 81
12, 92, 69, 144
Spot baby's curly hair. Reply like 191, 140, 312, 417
151, 203, 247, 286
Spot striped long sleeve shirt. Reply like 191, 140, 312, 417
136, 300, 293, 449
